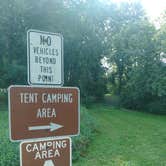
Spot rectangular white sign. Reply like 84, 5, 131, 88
27, 29, 63, 86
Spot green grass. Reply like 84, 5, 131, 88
0, 107, 19, 166
73, 104, 166, 166
0, 104, 166, 166
0, 105, 97, 165
72, 106, 97, 160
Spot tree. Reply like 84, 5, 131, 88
0, 0, 107, 103
106, 2, 166, 113
105, 2, 146, 94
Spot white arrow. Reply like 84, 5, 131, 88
28, 123, 63, 132
43, 160, 54, 166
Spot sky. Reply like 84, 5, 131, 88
106, 0, 166, 20
140, 0, 166, 20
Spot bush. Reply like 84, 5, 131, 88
81, 96, 96, 107
145, 99, 166, 114
0, 110, 19, 166
0, 106, 97, 164
72, 106, 98, 161
0, 92, 7, 105
104, 94, 121, 107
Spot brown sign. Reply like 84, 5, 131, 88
20, 137, 71, 166
9, 86, 80, 141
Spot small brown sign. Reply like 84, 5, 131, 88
20, 137, 71, 166
9, 86, 80, 141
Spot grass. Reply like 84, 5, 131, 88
0, 104, 166, 166
0, 107, 19, 166
73, 104, 166, 166
0, 105, 97, 165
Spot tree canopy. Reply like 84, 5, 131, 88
0, 0, 165, 112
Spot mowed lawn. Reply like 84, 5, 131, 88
73, 105, 166, 166
0, 104, 166, 166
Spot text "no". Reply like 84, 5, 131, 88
40, 35, 51, 46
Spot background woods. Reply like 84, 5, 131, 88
0, 0, 165, 113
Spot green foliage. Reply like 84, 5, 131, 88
0, 0, 165, 113
62, 1, 107, 102
0, 0, 106, 103
73, 104, 166, 166
145, 99, 166, 114
72, 106, 97, 161
1, 63, 26, 87
106, 2, 166, 114
0, 110, 19, 166
119, 21, 166, 113
0, 92, 7, 105
0, 105, 97, 165
105, 94, 121, 107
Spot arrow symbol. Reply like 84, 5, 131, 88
28, 123, 63, 132
43, 160, 54, 166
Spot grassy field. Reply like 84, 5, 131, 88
0, 105, 97, 165
0, 104, 166, 166
73, 105, 166, 166
0, 106, 19, 166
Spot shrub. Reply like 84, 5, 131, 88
104, 94, 121, 107
145, 99, 166, 114
0, 106, 97, 164
72, 106, 98, 161
0, 110, 19, 166
0, 92, 7, 105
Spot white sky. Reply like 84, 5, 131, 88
106, 0, 166, 20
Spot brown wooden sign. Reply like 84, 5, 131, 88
9, 86, 80, 141
20, 137, 71, 166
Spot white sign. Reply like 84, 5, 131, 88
27, 29, 63, 86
